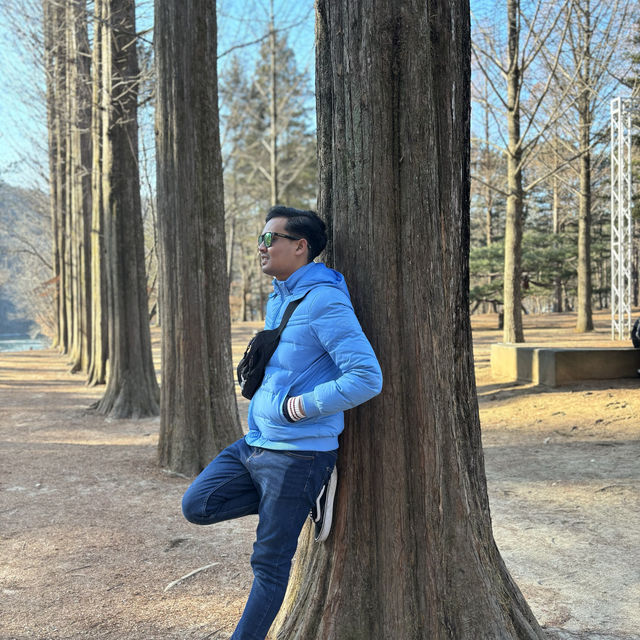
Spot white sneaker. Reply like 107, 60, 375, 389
312, 467, 337, 542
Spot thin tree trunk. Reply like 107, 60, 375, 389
95, 0, 159, 417
274, 1, 544, 637
49, 0, 69, 354
482, 79, 494, 248
227, 208, 236, 280
503, 0, 525, 343
66, 0, 80, 369
576, 116, 593, 331
57, 23, 70, 354
43, 0, 62, 349
552, 173, 563, 312
155, 0, 242, 474
240, 264, 250, 322
482, 83, 495, 311
269, 0, 279, 206
63, 42, 75, 361
632, 239, 639, 308
259, 275, 267, 321
575, 1, 593, 332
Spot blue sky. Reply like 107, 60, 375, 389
0, 0, 49, 190
0, 0, 549, 192
3, 0, 564, 193
0, 0, 315, 190
1, 1, 509, 191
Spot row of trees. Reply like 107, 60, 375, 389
0, 183, 52, 337
470, 0, 640, 341
6, 1, 639, 350
8, 0, 635, 636
1, 0, 315, 421
156, 0, 551, 636
155, 1, 317, 470
41, 0, 159, 417
221, 25, 316, 322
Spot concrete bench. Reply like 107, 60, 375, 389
490, 343, 640, 387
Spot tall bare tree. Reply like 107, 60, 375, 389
470, 77, 507, 315
503, 0, 526, 342
42, 0, 69, 351
39, 0, 94, 365
87, 0, 108, 386
219, 12, 316, 321
94, 0, 159, 417
552, 0, 636, 331
473, 0, 572, 342
274, 1, 545, 637
155, 0, 242, 474
65, 0, 92, 373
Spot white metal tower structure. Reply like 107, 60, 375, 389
610, 97, 638, 340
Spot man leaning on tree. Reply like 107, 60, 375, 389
181, 205, 383, 639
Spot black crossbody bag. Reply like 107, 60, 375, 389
236, 294, 307, 400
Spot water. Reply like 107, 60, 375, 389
0, 335, 50, 353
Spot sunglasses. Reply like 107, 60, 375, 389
258, 231, 301, 248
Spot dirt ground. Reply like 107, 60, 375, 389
1, 310, 639, 640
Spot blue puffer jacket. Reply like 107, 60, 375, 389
245, 261, 383, 452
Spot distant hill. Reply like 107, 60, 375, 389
0, 181, 51, 336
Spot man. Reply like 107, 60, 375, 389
181, 205, 382, 640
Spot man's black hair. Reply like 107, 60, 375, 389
266, 205, 327, 261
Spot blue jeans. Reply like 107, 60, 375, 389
181, 437, 337, 640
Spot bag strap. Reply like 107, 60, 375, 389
275, 292, 308, 337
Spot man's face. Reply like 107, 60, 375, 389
258, 217, 307, 281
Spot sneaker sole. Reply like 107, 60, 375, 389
315, 467, 337, 542
313, 484, 326, 522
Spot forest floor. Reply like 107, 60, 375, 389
1, 309, 639, 640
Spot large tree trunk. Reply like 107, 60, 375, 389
87, 0, 108, 386
273, 1, 544, 638
95, 0, 159, 418
155, 0, 242, 474
503, 0, 525, 343
67, 0, 93, 373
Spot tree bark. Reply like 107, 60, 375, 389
576, 112, 593, 331
552, 174, 563, 312
575, 0, 593, 332
66, 0, 93, 373
51, 1, 69, 353
273, 1, 544, 638
43, 0, 93, 364
155, 0, 242, 474
95, 0, 159, 418
63, 29, 76, 362
87, 0, 108, 386
503, 0, 525, 343
43, 0, 63, 349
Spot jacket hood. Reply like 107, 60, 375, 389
272, 262, 350, 300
